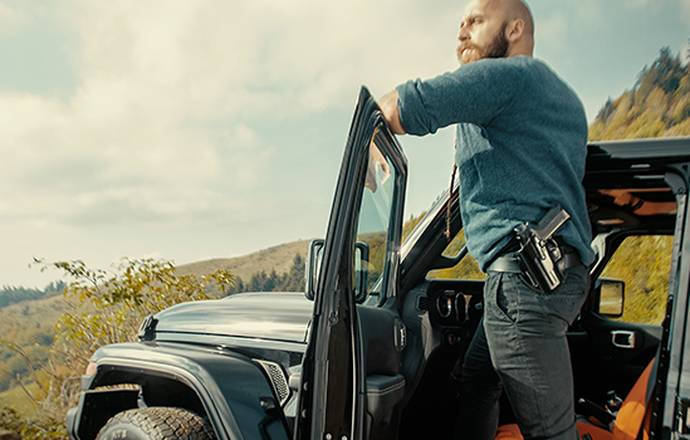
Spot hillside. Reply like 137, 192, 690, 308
0, 282, 64, 309
176, 239, 310, 282
589, 47, 690, 140
0, 295, 65, 392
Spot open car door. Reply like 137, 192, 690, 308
294, 87, 408, 440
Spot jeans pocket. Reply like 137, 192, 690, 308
538, 265, 589, 325
514, 271, 545, 295
488, 273, 519, 323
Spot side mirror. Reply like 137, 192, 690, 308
304, 239, 370, 302
597, 278, 625, 318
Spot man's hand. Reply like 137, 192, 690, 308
365, 141, 391, 193
364, 89, 403, 193
378, 90, 406, 135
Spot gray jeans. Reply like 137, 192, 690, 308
456, 263, 589, 440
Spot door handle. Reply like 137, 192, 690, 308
611, 330, 636, 349
394, 319, 407, 351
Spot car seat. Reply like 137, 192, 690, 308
495, 358, 656, 440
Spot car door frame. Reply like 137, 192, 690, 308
575, 229, 671, 401
656, 166, 690, 436
293, 86, 408, 440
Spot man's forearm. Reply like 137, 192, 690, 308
378, 90, 406, 135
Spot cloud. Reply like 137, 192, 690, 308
0, 0, 463, 231
0, 2, 25, 35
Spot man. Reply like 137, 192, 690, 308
376, 0, 595, 439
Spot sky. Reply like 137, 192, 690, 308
0, 0, 688, 287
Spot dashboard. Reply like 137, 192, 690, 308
417, 279, 485, 347
430, 288, 467, 325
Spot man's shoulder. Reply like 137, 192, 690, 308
496, 57, 578, 99
453, 57, 529, 85
458, 56, 547, 82
470, 55, 540, 68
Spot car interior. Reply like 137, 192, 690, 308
351, 172, 678, 440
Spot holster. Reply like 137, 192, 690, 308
513, 207, 572, 293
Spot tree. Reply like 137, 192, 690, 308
281, 254, 306, 292
596, 97, 615, 123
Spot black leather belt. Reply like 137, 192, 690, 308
487, 248, 581, 274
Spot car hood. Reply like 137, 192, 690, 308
154, 292, 313, 343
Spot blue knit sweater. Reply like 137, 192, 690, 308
396, 56, 595, 271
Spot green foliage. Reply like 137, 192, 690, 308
0, 403, 64, 439
601, 236, 673, 325
49, 257, 233, 390
590, 47, 690, 140
401, 212, 426, 243
427, 230, 484, 280
2, 258, 234, 439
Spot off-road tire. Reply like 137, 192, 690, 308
96, 407, 215, 440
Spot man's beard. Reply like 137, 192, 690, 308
457, 22, 509, 64
485, 23, 509, 59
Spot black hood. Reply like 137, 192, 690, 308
154, 292, 313, 343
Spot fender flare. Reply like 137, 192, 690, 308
68, 341, 291, 440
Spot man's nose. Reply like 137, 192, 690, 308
458, 23, 470, 41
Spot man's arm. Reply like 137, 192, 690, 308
378, 90, 407, 135
391, 59, 524, 136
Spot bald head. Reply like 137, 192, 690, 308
502, 0, 534, 48
458, 0, 535, 64
510, 1, 533, 30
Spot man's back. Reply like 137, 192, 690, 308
456, 56, 594, 270
396, 56, 595, 270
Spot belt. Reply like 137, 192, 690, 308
487, 249, 581, 274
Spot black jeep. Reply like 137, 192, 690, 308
67, 88, 690, 440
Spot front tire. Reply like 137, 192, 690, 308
96, 407, 215, 440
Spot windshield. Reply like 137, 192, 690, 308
399, 189, 484, 280
401, 191, 447, 251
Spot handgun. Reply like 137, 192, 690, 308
513, 207, 571, 292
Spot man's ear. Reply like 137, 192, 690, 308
505, 18, 525, 43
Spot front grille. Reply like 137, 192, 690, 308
255, 359, 290, 406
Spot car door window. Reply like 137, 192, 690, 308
356, 139, 398, 297
599, 235, 673, 325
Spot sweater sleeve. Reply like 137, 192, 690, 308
395, 58, 524, 136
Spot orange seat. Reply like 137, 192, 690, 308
494, 358, 655, 440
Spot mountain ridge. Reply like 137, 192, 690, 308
176, 239, 310, 282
